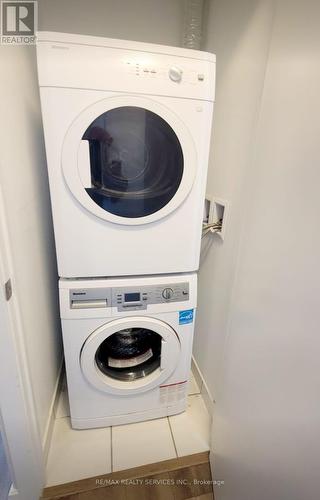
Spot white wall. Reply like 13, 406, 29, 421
0, 46, 62, 445
38, 0, 184, 46
194, 0, 275, 399
197, 0, 320, 499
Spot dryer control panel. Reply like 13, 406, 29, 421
69, 283, 189, 311
37, 33, 215, 102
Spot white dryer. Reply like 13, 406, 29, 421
37, 32, 215, 278
59, 273, 197, 429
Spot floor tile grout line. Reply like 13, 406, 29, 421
188, 393, 199, 401
50, 373, 208, 483
47, 396, 211, 487
188, 376, 201, 397
167, 416, 178, 459
188, 390, 201, 396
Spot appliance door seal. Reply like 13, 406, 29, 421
80, 316, 181, 395
62, 94, 197, 225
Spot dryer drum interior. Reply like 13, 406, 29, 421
82, 106, 184, 218
95, 327, 162, 381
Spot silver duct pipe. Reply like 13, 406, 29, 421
182, 0, 204, 50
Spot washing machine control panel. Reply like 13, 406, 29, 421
69, 283, 189, 311
112, 282, 189, 311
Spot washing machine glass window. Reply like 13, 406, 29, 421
81, 106, 184, 218
95, 327, 162, 381
80, 316, 181, 395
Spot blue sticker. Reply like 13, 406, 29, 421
179, 309, 194, 325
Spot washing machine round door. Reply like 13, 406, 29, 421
80, 317, 181, 395
62, 95, 197, 225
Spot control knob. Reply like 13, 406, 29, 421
168, 66, 183, 83
162, 287, 174, 300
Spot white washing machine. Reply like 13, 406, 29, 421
37, 32, 215, 278
59, 273, 197, 429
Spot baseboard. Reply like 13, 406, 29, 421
42, 358, 64, 464
191, 356, 214, 418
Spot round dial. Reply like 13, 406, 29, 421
162, 288, 174, 300
168, 66, 183, 82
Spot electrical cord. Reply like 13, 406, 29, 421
202, 219, 223, 239
203, 221, 222, 230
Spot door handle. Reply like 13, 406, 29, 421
71, 299, 107, 309
78, 140, 91, 188
160, 339, 168, 370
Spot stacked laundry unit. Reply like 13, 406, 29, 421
37, 32, 215, 429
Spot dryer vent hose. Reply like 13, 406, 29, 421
182, 0, 204, 50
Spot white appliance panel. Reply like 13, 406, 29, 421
59, 273, 197, 428
37, 32, 215, 101
40, 86, 213, 277
37, 32, 215, 277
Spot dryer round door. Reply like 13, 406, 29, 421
62, 95, 197, 225
80, 316, 181, 395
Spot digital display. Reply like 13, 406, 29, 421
124, 292, 140, 302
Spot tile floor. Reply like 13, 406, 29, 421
46, 372, 211, 487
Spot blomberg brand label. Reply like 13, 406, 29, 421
1, 1, 38, 45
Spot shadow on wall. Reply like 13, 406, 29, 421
202, 0, 258, 59
0, 43, 62, 444
25, 58, 59, 291
0, 429, 11, 500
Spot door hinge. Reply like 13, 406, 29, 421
4, 279, 12, 301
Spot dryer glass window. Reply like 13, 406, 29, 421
95, 327, 162, 381
82, 106, 184, 218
